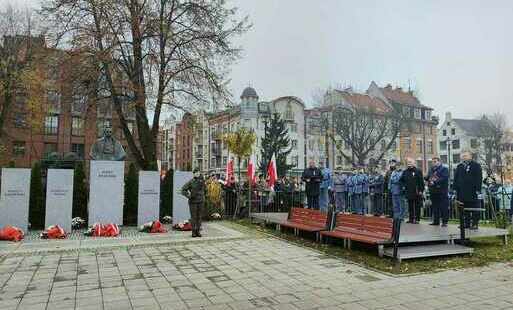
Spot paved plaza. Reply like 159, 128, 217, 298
1, 223, 513, 310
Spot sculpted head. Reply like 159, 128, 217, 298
103, 125, 113, 138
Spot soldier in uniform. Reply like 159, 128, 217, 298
352, 167, 366, 214
384, 159, 398, 217
181, 168, 206, 237
369, 170, 385, 216
332, 167, 347, 212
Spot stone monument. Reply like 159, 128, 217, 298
172, 171, 193, 225
137, 171, 160, 226
45, 169, 74, 232
0, 168, 31, 231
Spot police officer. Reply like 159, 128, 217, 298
389, 161, 406, 220
181, 168, 206, 237
346, 170, 355, 212
332, 167, 347, 212
353, 166, 366, 214
369, 170, 385, 216
384, 159, 398, 217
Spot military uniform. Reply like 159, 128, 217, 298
333, 173, 348, 212
181, 173, 206, 237
369, 173, 385, 216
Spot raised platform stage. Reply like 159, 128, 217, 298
250, 212, 509, 261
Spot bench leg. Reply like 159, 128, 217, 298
378, 245, 384, 258
276, 224, 280, 232
347, 239, 351, 249
504, 234, 508, 246
316, 232, 319, 243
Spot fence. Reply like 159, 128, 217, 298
221, 186, 512, 224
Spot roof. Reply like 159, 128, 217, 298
337, 91, 390, 113
240, 86, 258, 99
452, 118, 485, 136
379, 84, 429, 109
271, 96, 306, 108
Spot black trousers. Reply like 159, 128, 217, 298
462, 200, 480, 228
189, 202, 203, 232
307, 194, 319, 210
431, 193, 449, 224
408, 198, 421, 222
372, 194, 384, 215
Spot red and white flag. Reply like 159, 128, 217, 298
225, 158, 234, 185
266, 154, 277, 190
247, 158, 256, 186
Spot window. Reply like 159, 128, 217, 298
414, 108, 421, 119
416, 139, 423, 151
451, 128, 456, 135
452, 139, 460, 149
292, 156, 299, 167
425, 110, 432, 120
427, 141, 434, 154
441, 155, 448, 164
442, 129, 447, 136
44, 115, 59, 135
290, 123, 297, 133
440, 141, 447, 150
72, 84, 87, 114
44, 143, 58, 158
14, 113, 26, 128
470, 138, 479, 148
13, 141, 25, 157
97, 100, 112, 117
308, 139, 314, 150
336, 155, 343, 166
285, 103, 294, 120
72, 117, 84, 136
71, 143, 85, 159
223, 156, 227, 166
291, 140, 298, 150
403, 137, 411, 151
452, 153, 460, 164
97, 118, 112, 137
47, 90, 61, 113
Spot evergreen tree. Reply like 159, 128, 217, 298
259, 113, 294, 177
72, 161, 88, 221
124, 163, 138, 225
160, 168, 173, 218
29, 161, 44, 229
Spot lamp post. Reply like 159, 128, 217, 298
446, 136, 452, 181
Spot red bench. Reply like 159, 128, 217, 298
320, 213, 394, 257
279, 207, 329, 241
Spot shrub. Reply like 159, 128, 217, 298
72, 161, 88, 221
29, 161, 44, 229
124, 163, 138, 225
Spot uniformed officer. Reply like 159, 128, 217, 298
360, 166, 370, 214
181, 168, 206, 237
369, 170, 385, 216
332, 167, 347, 212
353, 167, 366, 214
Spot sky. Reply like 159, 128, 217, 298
9, 0, 513, 123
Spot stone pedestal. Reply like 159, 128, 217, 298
137, 171, 160, 226
45, 169, 74, 231
89, 161, 124, 225
0, 168, 31, 231
172, 171, 193, 225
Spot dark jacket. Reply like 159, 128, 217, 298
302, 167, 322, 196
369, 174, 385, 194
454, 160, 482, 202
181, 176, 206, 204
384, 168, 395, 194
400, 167, 425, 200
426, 164, 449, 195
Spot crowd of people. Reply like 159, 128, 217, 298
300, 150, 509, 229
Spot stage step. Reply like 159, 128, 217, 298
384, 244, 474, 261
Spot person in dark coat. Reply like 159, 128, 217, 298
426, 156, 449, 226
302, 160, 322, 209
454, 151, 483, 229
400, 158, 425, 224
181, 168, 206, 237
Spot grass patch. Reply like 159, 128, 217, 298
228, 219, 513, 275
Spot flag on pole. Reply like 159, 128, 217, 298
225, 158, 234, 185
266, 154, 277, 190
247, 158, 256, 186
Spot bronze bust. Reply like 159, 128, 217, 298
89, 125, 126, 161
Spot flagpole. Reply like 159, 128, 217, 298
248, 156, 252, 219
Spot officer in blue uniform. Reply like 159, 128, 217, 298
319, 162, 332, 212
369, 170, 385, 216
332, 167, 348, 212
346, 169, 355, 213
353, 166, 367, 215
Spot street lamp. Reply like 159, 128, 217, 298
446, 135, 452, 181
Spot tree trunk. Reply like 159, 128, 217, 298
233, 158, 242, 219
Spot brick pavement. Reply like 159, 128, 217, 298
1, 223, 513, 310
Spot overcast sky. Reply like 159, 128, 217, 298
10, 0, 513, 123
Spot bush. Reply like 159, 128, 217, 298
72, 161, 88, 221
124, 163, 138, 225
160, 168, 173, 219
29, 161, 44, 229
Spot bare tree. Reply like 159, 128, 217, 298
476, 113, 509, 173
42, 0, 250, 169
323, 105, 408, 167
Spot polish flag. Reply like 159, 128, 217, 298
266, 154, 277, 190
247, 158, 256, 186
225, 158, 234, 185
